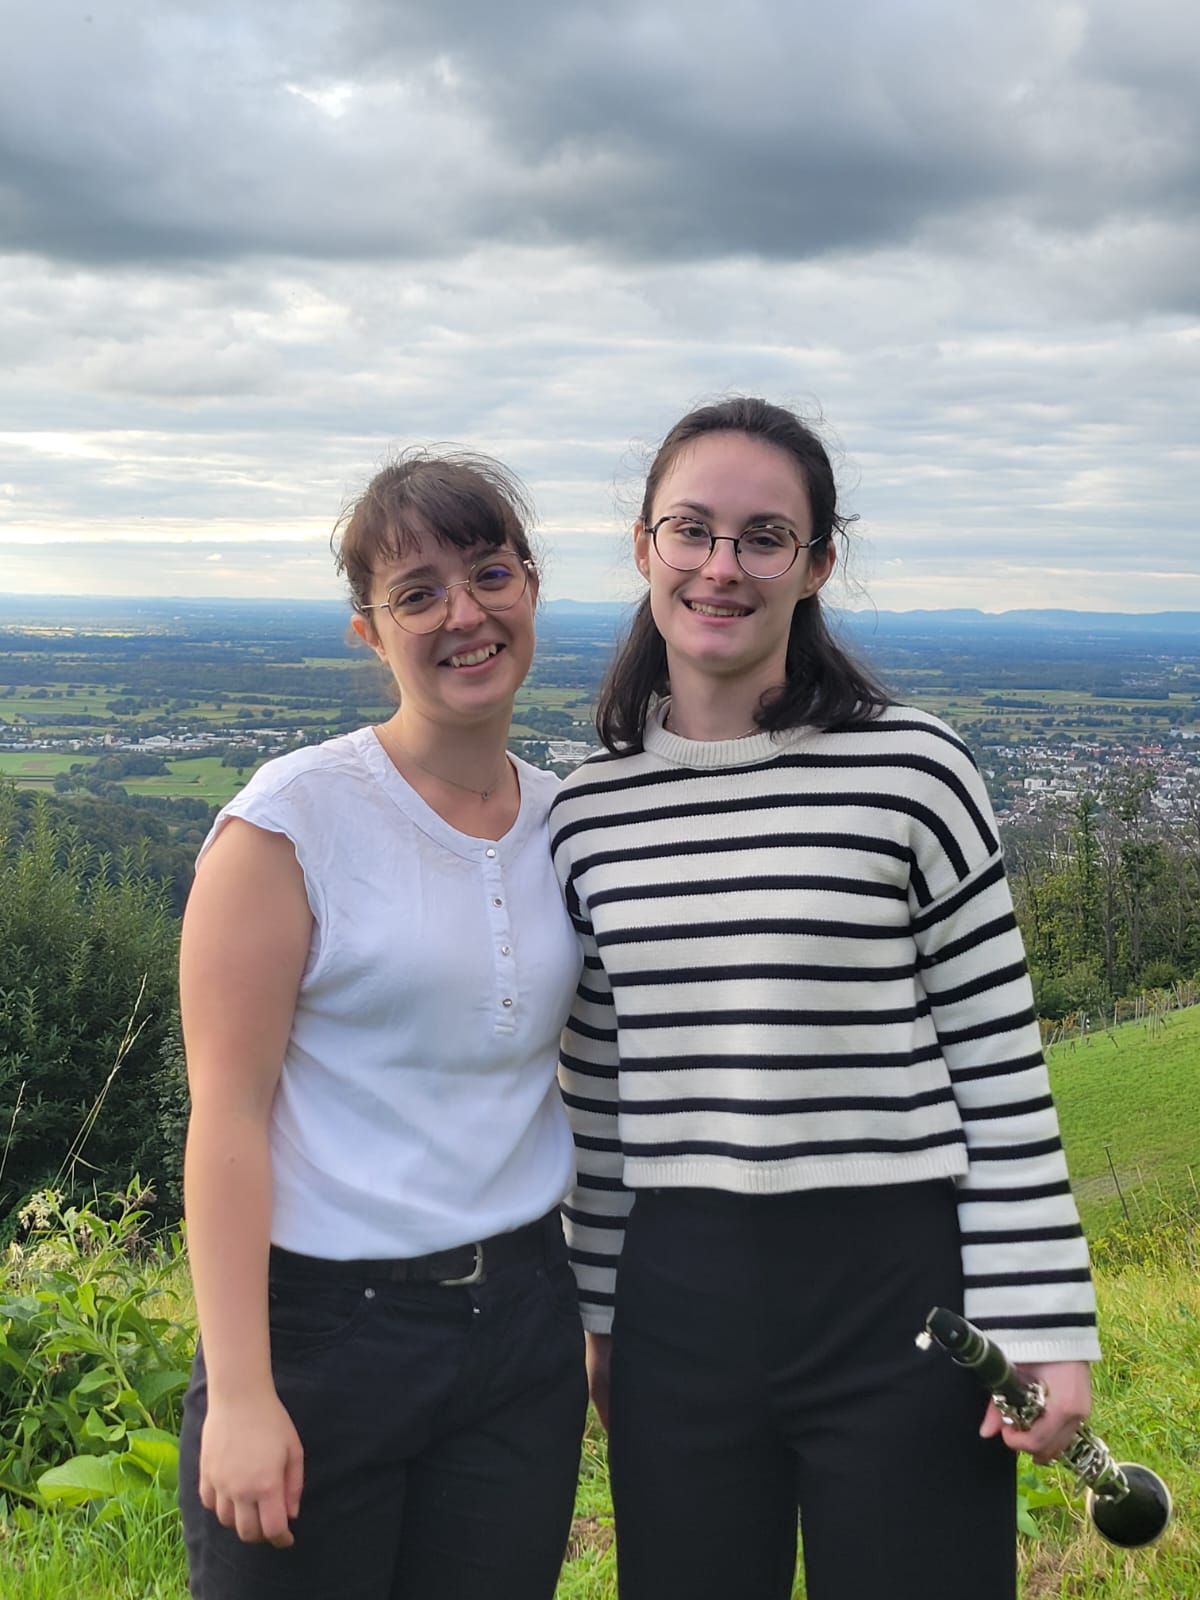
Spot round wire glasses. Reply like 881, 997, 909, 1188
647, 516, 826, 580
360, 553, 535, 634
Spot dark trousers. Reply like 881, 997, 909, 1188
608, 1183, 1016, 1600
179, 1222, 587, 1600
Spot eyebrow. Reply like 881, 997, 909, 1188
669, 500, 797, 526
382, 562, 441, 589
381, 545, 514, 589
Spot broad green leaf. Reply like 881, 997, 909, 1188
73, 1367, 117, 1397
38, 1453, 122, 1505
126, 1429, 180, 1490
135, 1366, 189, 1411
82, 1408, 126, 1443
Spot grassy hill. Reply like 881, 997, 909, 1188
1046, 1003, 1200, 1241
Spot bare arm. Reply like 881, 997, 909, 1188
180, 817, 313, 1546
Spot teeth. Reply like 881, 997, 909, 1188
447, 643, 501, 668
687, 601, 749, 618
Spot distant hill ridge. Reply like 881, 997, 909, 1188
2, 596, 1199, 626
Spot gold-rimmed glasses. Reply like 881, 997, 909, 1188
359, 553, 536, 634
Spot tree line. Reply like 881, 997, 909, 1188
1005, 764, 1200, 1019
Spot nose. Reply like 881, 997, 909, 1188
703, 535, 743, 581
442, 578, 489, 628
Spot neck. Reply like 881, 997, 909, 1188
379, 711, 512, 790
662, 691, 774, 745
662, 669, 774, 743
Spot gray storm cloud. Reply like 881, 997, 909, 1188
0, 0, 1196, 307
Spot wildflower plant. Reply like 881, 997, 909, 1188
0, 1184, 192, 1507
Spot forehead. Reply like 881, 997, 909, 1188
656, 432, 811, 521
373, 525, 502, 583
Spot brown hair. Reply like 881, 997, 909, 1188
596, 397, 892, 751
332, 448, 537, 615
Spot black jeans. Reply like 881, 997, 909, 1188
608, 1183, 1016, 1600
179, 1223, 587, 1600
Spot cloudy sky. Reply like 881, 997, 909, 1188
1, 0, 1197, 613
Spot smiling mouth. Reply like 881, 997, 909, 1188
683, 599, 752, 618
444, 643, 504, 668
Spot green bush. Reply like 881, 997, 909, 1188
0, 787, 185, 1226
0, 1186, 192, 1503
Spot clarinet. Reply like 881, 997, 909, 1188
916, 1306, 1172, 1549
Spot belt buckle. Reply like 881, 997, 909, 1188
438, 1243, 486, 1287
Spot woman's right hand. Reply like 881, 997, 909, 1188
585, 1330, 613, 1430
199, 1391, 305, 1547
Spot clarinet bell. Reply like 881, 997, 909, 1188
1087, 1463, 1173, 1549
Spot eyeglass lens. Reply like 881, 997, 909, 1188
389, 556, 528, 632
652, 517, 799, 578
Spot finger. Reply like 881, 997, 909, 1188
284, 1445, 305, 1521
233, 1499, 266, 1544
257, 1491, 296, 1549
978, 1401, 1003, 1440
214, 1491, 238, 1531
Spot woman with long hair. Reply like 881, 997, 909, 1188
178, 451, 586, 1600
550, 398, 1098, 1600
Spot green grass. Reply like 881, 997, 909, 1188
117, 757, 260, 806
0, 751, 261, 804
1047, 1004, 1200, 1238
0, 1014, 1196, 1597
0, 752, 83, 781
3, 1245, 1194, 1599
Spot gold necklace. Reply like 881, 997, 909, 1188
664, 712, 761, 739
391, 740, 511, 802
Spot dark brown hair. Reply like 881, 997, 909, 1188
596, 397, 892, 751
332, 448, 537, 617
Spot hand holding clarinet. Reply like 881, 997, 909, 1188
917, 1307, 1172, 1548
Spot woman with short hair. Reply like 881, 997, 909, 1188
178, 450, 586, 1600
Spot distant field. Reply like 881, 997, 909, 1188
1048, 1003, 1200, 1238
0, 692, 108, 716
891, 678, 1199, 743
0, 751, 82, 781
119, 756, 263, 805
0, 749, 262, 805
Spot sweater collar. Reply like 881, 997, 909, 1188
641, 699, 811, 770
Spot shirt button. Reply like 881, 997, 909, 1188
493, 897, 503, 907
485, 847, 497, 858
502, 997, 513, 1008
500, 945, 511, 956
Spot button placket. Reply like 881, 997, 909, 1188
482, 844, 517, 1031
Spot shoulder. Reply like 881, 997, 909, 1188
802, 705, 982, 788
201, 730, 376, 863
238, 728, 373, 802
834, 703, 975, 763
510, 755, 560, 808
551, 746, 652, 806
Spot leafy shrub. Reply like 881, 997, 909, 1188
0, 1186, 193, 1503
0, 787, 185, 1225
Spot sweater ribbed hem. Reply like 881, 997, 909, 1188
622, 1148, 967, 1195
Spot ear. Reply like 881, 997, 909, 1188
351, 611, 386, 659
633, 519, 651, 580
800, 537, 837, 600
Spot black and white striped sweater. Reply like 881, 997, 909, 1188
550, 702, 1099, 1362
